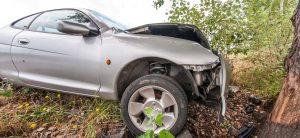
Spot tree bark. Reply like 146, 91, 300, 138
260, 1, 300, 138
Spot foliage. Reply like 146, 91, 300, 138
154, 0, 296, 54
231, 49, 287, 98
155, 113, 164, 127
234, 0, 296, 97
139, 130, 155, 138
158, 129, 174, 138
0, 81, 13, 97
155, 0, 251, 54
154, 0, 297, 96
138, 107, 174, 138
0, 87, 12, 97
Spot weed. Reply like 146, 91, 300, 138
138, 107, 174, 138
0, 85, 120, 137
231, 47, 288, 99
85, 123, 97, 138
0, 83, 12, 97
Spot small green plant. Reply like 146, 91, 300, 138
85, 123, 97, 138
138, 107, 174, 138
0, 83, 12, 97
0, 88, 12, 97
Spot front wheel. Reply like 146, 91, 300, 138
120, 74, 188, 136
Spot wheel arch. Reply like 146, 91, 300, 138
116, 57, 198, 100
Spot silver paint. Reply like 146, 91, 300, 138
0, 8, 228, 103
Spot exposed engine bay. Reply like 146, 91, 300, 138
148, 60, 223, 102
127, 23, 210, 49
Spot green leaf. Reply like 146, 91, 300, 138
158, 129, 174, 138
144, 107, 154, 118
153, 0, 165, 9
155, 113, 164, 127
0, 88, 12, 97
138, 130, 154, 138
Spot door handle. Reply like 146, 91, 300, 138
18, 39, 30, 45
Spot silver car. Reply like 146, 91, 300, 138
0, 8, 230, 136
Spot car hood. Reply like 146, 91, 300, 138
113, 32, 219, 65
126, 23, 210, 49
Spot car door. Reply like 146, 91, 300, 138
11, 9, 102, 95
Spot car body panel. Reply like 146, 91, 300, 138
0, 9, 230, 120
97, 30, 220, 100
126, 23, 210, 49
0, 26, 22, 83
11, 30, 102, 95
113, 32, 219, 65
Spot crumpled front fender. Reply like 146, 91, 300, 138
113, 33, 220, 65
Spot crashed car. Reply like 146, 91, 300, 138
0, 8, 230, 136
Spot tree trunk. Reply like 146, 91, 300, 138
260, 1, 300, 138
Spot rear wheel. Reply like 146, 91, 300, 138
120, 74, 188, 136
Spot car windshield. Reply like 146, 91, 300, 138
88, 9, 128, 31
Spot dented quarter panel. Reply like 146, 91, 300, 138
98, 31, 220, 100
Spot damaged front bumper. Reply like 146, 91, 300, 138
218, 54, 231, 121
183, 54, 231, 122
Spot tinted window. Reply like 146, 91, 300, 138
29, 10, 95, 34
12, 14, 39, 29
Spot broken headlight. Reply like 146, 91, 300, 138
183, 59, 220, 72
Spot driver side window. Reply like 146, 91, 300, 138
29, 10, 96, 34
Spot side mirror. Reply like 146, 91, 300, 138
57, 20, 100, 36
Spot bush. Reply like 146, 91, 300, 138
231, 47, 287, 99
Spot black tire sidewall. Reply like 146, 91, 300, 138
120, 74, 188, 136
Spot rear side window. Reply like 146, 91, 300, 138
29, 10, 95, 34
12, 14, 40, 29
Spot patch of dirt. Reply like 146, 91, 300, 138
186, 90, 271, 138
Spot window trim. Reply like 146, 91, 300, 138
10, 12, 42, 30
11, 8, 100, 37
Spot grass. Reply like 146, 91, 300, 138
0, 82, 13, 97
230, 47, 287, 99
0, 83, 121, 137
0, 88, 12, 97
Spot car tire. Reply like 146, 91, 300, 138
120, 74, 188, 136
